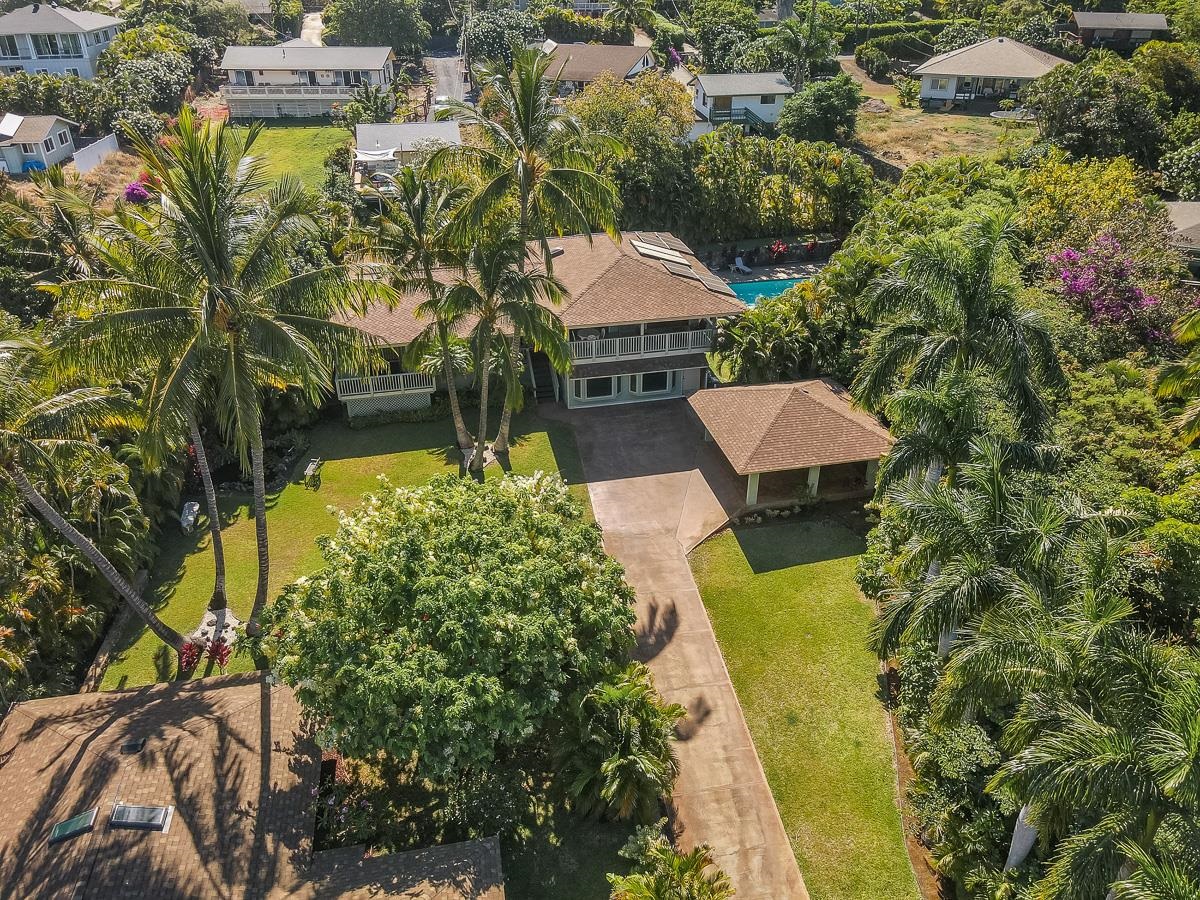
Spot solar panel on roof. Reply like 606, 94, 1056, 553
634, 232, 667, 248
656, 234, 692, 254
697, 274, 738, 297
630, 240, 687, 264
49, 808, 97, 845
661, 260, 700, 280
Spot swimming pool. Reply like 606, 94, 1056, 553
728, 277, 807, 305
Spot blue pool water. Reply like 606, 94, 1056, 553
728, 277, 807, 305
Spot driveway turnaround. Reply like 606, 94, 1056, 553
555, 401, 809, 900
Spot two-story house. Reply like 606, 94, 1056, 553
331, 232, 747, 418
0, 4, 121, 79
687, 72, 793, 137
220, 39, 396, 119
1070, 11, 1170, 49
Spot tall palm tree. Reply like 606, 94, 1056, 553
366, 168, 474, 451
56, 107, 381, 634
441, 228, 568, 472
604, 0, 654, 33
608, 842, 735, 900
433, 47, 620, 454
1156, 307, 1200, 444
2, 166, 104, 282
854, 208, 1065, 442
0, 330, 185, 652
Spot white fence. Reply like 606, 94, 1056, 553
568, 329, 714, 363
73, 133, 119, 174
336, 372, 436, 398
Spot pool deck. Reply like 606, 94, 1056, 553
724, 262, 823, 284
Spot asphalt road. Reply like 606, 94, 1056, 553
424, 53, 465, 121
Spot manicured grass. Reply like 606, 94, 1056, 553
100, 410, 589, 690
247, 120, 349, 189
690, 516, 918, 900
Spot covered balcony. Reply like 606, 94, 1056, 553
568, 321, 715, 364
335, 371, 435, 399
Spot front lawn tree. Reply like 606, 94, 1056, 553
260, 474, 637, 778
323, 0, 430, 65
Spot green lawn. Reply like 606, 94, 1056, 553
247, 120, 349, 189
690, 517, 918, 900
100, 410, 588, 690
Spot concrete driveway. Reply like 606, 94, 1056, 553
551, 401, 809, 899
424, 53, 465, 121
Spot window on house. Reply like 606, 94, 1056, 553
110, 803, 173, 832
65, 67, 78, 77
0, 35, 18, 57
49, 809, 98, 844
19, 142, 35, 154
930, 77, 949, 91
759, 94, 776, 104
636, 371, 670, 393
32, 33, 82, 58
575, 376, 615, 399
42, 137, 54, 152
56, 130, 68, 146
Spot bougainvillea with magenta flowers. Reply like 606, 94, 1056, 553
1049, 234, 1159, 330
123, 181, 152, 204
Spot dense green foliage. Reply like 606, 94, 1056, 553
777, 74, 863, 143
323, 0, 430, 64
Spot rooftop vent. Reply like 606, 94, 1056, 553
120, 738, 146, 755
549, 246, 564, 258
110, 804, 174, 832
50, 808, 98, 844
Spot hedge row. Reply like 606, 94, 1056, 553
538, 7, 632, 44
840, 18, 964, 51
853, 28, 936, 65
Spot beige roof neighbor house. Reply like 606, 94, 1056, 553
543, 40, 655, 86
0, 673, 505, 898
689, 379, 892, 505
913, 36, 1066, 80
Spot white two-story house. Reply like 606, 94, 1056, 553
220, 40, 396, 119
0, 4, 121, 80
688, 71, 793, 137
332, 232, 747, 418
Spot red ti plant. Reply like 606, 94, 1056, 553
180, 640, 204, 671
207, 638, 232, 672
769, 239, 789, 261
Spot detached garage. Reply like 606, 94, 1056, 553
688, 379, 892, 507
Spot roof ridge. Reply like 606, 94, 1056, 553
799, 380, 891, 437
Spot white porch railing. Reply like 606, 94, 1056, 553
224, 84, 357, 98
336, 372, 435, 399
568, 329, 713, 363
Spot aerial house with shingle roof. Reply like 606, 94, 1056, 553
1070, 11, 1170, 49
541, 40, 656, 92
912, 36, 1067, 104
688, 379, 893, 506
333, 232, 747, 417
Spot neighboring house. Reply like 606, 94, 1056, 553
354, 121, 462, 172
1167, 202, 1200, 279
1070, 11, 1170, 48
912, 36, 1067, 104
234, 0, 275, 27
542, 39, 655, 92
220, 41, 395, 119
333, 232, 747, 416
0, 112, 76, 173
689, 379, 892, 506
0, 673, 506, 899
515, 0, 610, 15
687, 71, 793, 135
0, 3, 121, 79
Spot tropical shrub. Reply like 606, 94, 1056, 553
690, 0, 757, 70
1163, 140, 1200, 200
460, 8, 540, 67
895, 75, 919, 107
1047, 235, 1164, 341
608, 840, 735, 899
712, 287, 832, 383
260, 473, 636, 780
538, 6, 630, 44
856, 45, 892, 80
777, 73, 863, 142
323, 0, 430, 65
933, 22, 986, 53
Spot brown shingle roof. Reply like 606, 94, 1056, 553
0, 113, 76, 146
545, 42, 653, 82
688, 379, 892, 475
0, 674, 505, 898
912, 37, 1066, 79
336, 233, 747, 348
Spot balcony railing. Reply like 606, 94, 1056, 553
336, 372, 435, 398
569, 328, 713, 363
224, 84, 358, 97
708, 106, 766, 128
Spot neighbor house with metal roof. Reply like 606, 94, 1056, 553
0, 112, 76, 173
1070, 11, 1170, 48
542, 40, 655, 92
0, 673, 506, 898
332, 232, 747, 416
353, 121, 462, 172
220, 39, 396, 119
0, 3, 121, 79
687, 71, 793, 134
912, 36, 1067, 104
688, 379, 892, 506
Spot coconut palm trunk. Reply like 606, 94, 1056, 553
441, 335, 473, 450
1003, 803, 1038, 871
245, 431, 270, 634
189, 413, 227, 611
9, 465, 185, 651
472, 327, 493, 474
491, 334, 521, 456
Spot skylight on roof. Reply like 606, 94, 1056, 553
110, 803, 173, 832
630, 240, 687, 264
50, 808, 97, 844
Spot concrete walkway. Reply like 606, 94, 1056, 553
300, 13, 323, 45
553, 401, 808, 900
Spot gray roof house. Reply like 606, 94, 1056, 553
0, 4, 121, 79
688, 71, 793, 136
220, 42, 396, 119
912, 37, 1067, 104
1071, 11, 1170, 47
353, 121, 462, 176
0, 112, 77, 174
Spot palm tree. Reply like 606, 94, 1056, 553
366, 168, 474, 451
442, 228, 568, 472
2, 166, 104, 282
1156, 307, 1200, 444
433, 47, 620, 454
604, 0, 654, 33
56, 107, 381, 634
0, 329, 185, 652
710, 292, 831, 384
853, 208, 1065, 442
608, 842, 735, 900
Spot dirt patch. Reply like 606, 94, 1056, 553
65, 150, 144, 207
